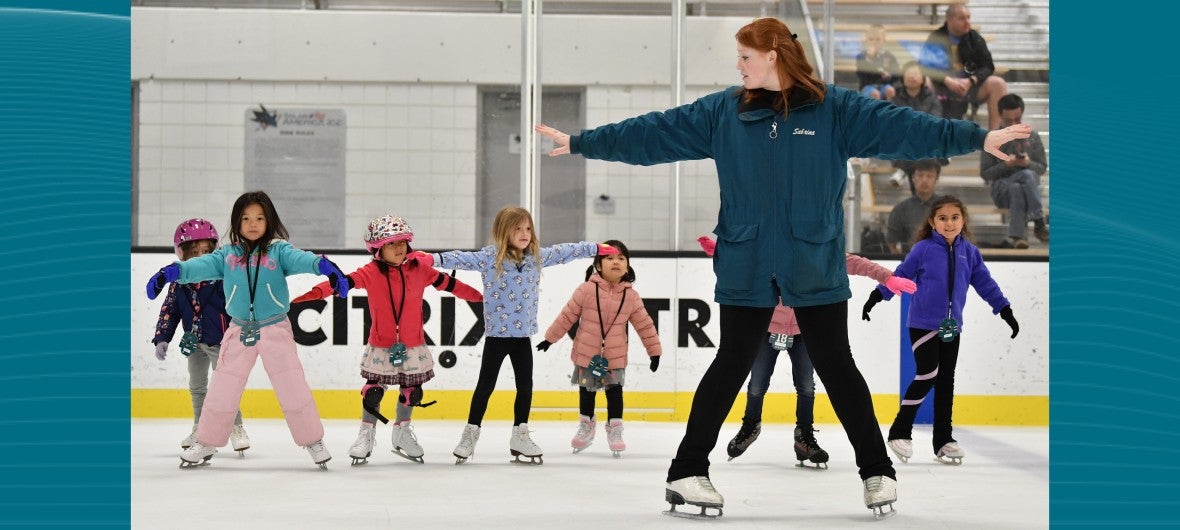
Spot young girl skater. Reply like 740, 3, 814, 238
292, 215, 484, 465
536, 239, 661, 457
699, 237, 917, 469
151, 218, 250, 454
861, 195, 1019, 465
432, 206, 618, 465
146, 191, 351, 469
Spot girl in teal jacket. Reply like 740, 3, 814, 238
535, 16, 1031, 521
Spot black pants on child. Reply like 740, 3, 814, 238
580, 385, 623, 419
467, 337, 533, 426
888, 328, 961, 453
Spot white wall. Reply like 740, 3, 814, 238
131, 253, 1049, 398
131, 8, 750, 249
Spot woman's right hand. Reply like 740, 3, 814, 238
534, 124, 571, 157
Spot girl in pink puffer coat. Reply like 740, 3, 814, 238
537, 240, 662, 456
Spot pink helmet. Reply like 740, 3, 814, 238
364, 215, 413, 258
173, 218, 220, 258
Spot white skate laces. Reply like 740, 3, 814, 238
453, 423, 480, 463
571, 416, 596, 452
863, 475, 897, 519
888, 438, 914, 463
230, 425, 251, 453
304, 439, 331, 468
349, 423, 376, 465
663, 476, 724, 519
180, 425, 198, 449
391, 421, 425, 462
510, 423, 544, 464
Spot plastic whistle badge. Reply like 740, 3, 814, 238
179, 331, 199, 357
388, 343, 408, 367
240, 315, 261, 347
769, 333, 793, 351
937, 317, 960, 342
589, 354, 609, 381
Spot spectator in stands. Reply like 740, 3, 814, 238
920, 3, 1007, 130
888, 61, 945, 187
855, 24, 899, 101
887, 159, 943, 255
979, 94, 1048, 248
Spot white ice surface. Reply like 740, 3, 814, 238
133, 419, 1047, 529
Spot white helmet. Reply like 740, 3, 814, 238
364, 215, 413, 258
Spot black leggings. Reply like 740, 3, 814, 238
579, 385, 623, 420
665, 302, 896, 483
466, 337, 533, 426
888, 328, 960, 453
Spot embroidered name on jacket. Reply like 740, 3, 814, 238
793, 128, 816, 136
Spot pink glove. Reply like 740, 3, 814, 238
408, 251, 434, 267
154, 342, 168, 361
697, 236, 716, 257
597, 243, 619, 256
885, 275, 917, 295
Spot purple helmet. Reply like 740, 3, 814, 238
364, 215, 413, 258
173, 218, 220, 258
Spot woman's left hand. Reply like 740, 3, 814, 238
534, 124, 571, 156
983, 124, 1032, 161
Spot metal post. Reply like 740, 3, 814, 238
520, 0, 542, 214
670, 0, 685, 251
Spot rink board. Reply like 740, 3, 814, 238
131, 253, 1049, 425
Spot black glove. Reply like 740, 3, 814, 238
999, 305, 1019, 338
649, 355, 660, 373
535, 340, 552, 352
862, 289, 884, 321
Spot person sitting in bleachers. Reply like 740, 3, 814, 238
979, 94, 1048, 249
887, 61, 945, 187
886, 159, 943, 255
855, 24, 899, 101
920, 3, 1007, 130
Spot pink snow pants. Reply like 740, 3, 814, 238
196, 319, 324, 447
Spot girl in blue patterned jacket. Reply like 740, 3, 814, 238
862, 195, 1020, 465
429, 206, 617, 464
146, 191, 351, 469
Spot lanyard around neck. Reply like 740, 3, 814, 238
243, 246, 261, 317
945, 238, 956, 318
594, 282, 627, 350
384, 264, 407, 341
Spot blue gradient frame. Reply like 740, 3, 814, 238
0, 1, 129, 527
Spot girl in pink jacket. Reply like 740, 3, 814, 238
536, 240, 662, 457
697, 237, 916, 468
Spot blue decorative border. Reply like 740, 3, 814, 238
0, 1, 129, 527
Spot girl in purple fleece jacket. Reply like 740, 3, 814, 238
861, 195, 1020, 465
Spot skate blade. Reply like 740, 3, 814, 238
663, 505, 723, 519
392, 448, 425, 464
796, 460, 829, 470
935, 455, 963, 465
510, 455, 543, 465
178, 455, 213, 469
350, 457, 369, 466
572, 446, 590, 454
870, 503, 897, 519
612, 451, 622, 458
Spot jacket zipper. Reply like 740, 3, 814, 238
225, 284, 238, 307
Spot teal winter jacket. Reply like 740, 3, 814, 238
571, 84, 988, 308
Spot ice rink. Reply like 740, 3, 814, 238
132, 419, 1047, 529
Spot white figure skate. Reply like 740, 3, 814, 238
570, 415, 596, 453
888, 438, 913, 463
935, 441, 965, 465
391, 420, 425, 464
605, 419, 625, 457
179, 441, 216, 469
349, 422, 376, 465
453, 423, 480, 464
509, 423, 544, 465
864, 475, 898, 519
663, 476, 724, 519
180, 425, 198, 449
304, 439, 331, 469
230, 424, 251, 455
